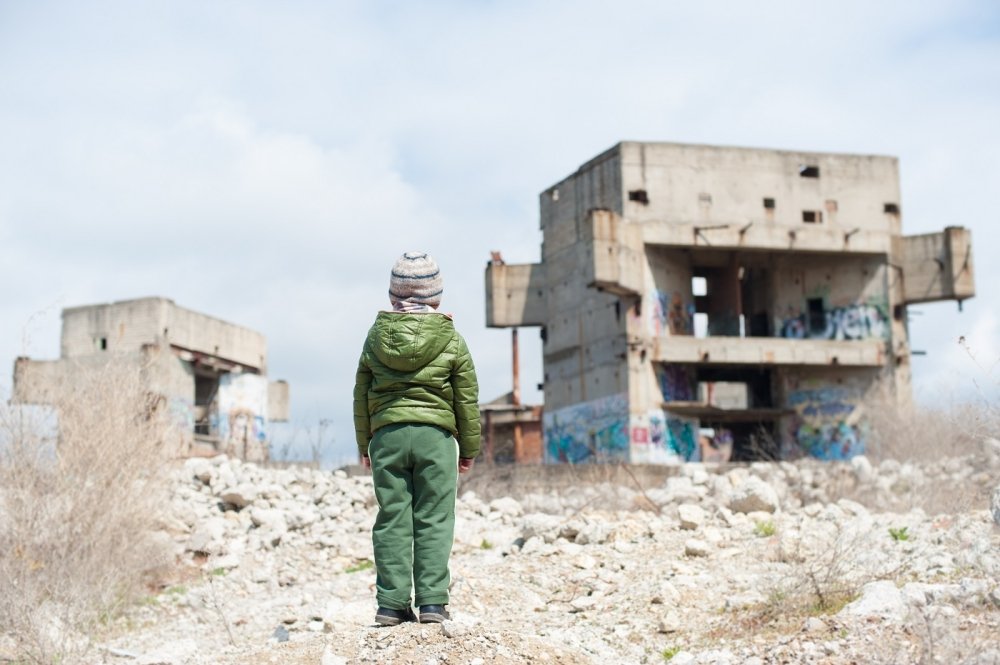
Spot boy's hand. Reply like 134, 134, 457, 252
458, 457, 475, 474
362, 455, 371, 470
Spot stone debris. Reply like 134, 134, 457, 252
677, 503, 707, 530
683, 538, 710, 558
838, 580, 909, 622
727, 476, 780, 514
66, 449, 1000, 665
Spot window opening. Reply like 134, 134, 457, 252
194, 372, 221, 436
691, 276, 708, 296
628, 189, 649, 204
763, 197, 775, 209
807, 298, 825, 335
99, 337, 107, 350
802, 210, 822, 224
884, 203, 900, 214
799, 165, 820, 178
694, 313, 709, 338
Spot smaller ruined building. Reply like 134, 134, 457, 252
486, 141, 975, 464
13, 297, 289, 461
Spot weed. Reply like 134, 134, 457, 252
165, 585, 187, 596
661, 645, 682, 661
807, 590, 856, 616
210, 567, 228, 577
888, 526, 910, 542
480, 539, 494, 550
753, 520, 776, 538
0, 356, 174, 663
345, 560, 374, 574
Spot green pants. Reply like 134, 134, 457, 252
370, 423, 458, 609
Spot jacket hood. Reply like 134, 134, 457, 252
368, 311, 455, 372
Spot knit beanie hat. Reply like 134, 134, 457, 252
389, 251, 443, 308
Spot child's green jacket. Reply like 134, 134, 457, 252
353, 311, 481, 459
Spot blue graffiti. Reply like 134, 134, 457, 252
787, 386, 866, 460
544, 394, 630, 464
779, 303, 888, 341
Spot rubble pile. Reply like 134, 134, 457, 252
90, 445, 1000, 664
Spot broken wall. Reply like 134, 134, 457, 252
772, 255, 890, 342
778, 368, 879, 460
543, 393, 629, 463
213, 373, 269, 463
61, 298, 268, 370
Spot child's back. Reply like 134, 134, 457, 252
352, 251, 480, 626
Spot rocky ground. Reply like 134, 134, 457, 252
83, 441, 1000, 665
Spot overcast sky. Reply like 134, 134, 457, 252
1, 1, 998, 466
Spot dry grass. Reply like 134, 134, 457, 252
0, 357, 175, 663
863, 382, 997, 463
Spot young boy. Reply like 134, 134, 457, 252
353, 251, 481, 626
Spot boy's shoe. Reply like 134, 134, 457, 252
418, 605, 450, 623
375, 606, 416, 626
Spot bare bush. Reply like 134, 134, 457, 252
864, 382, 996, 463
0, 357, 175, 663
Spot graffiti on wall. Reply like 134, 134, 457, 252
664, 415, 698, 460
785, 384, 865, 460
630, 409, 700, 463
214, 373, 269, 462
778, 302, 889, 341
656, 364, 696, 402
700, 428, 733, 463
649, 289, 694, 337
544, 393, 630, 463
168, 397, 194, 431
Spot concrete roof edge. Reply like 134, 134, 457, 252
614, 140, 899, 162
540, 142, 624, 195
61, 296, 177, 316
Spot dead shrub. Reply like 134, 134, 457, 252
0, 356, 175, 663
863, 382, 995, 463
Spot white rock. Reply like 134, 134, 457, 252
839, 580, 909, 622
321, 646, 348, 665
136, 638, 199, 665
185, 457, 214, 484
651, 581, 681, 605
684, 538, 710, 557
186, 517, 227, 554
441, 620, 468, 638
850, 455, 874, 482
657, 610, 682, 633
520, 513, 562, 542
804, 617, 826, 633
677, 503, 707, 530
727, 477, 780, 514
489, 496, 523, 517
835, 498, 868, 517
574, 522, 612, 545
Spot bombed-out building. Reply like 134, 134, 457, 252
13, 297, 289, 461
485, 142, 974, 463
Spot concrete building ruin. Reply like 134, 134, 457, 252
13, 297, 289, 461
485, 142, 974, 464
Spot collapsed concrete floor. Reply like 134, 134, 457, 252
76, 446, 1000, 664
